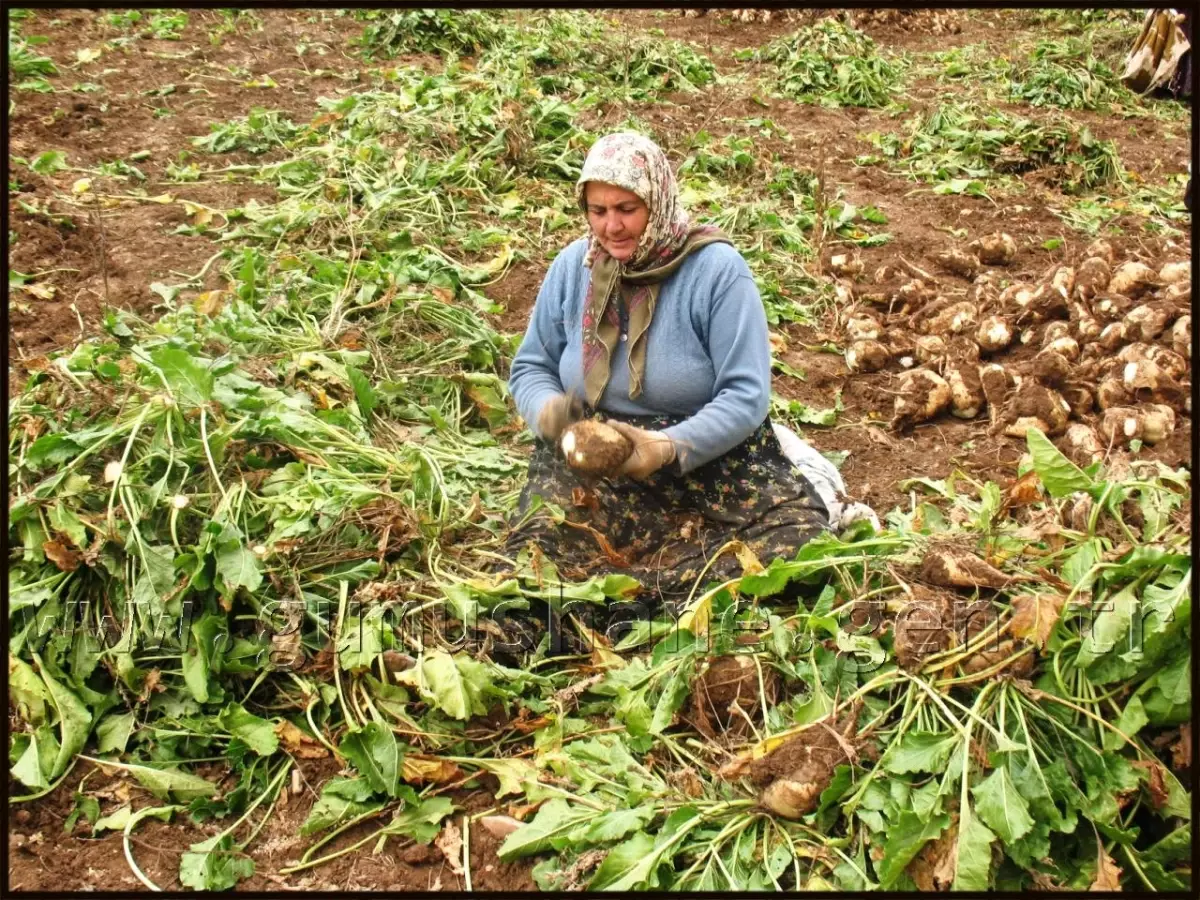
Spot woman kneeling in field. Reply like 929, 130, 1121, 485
507, 132, 846, 603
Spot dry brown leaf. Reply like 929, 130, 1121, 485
402, 755, 462, 785
274, 720, 329, 759
1010, 593, 1066, 649
1132, 759, 1169, 810
668, 766, 705, 799
931, 823, 959, 888
509, 707, 551, 734
1171, 723, 1191, 771
909, 816, 958, 890
1012, 506, 1063, 543
287, 445, 329, 467
435, 818, 464, 876
1004, 470, 1043, 508
43, 540, 81, 572
138, 668, 165, 702
1032, 871, 1063, 891
920, 546, 1010, 590
506, 800, 544, 822
866, 425, 900, 448
1090, 846, 1122, 890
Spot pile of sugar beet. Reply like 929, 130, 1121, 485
830, 234, 1191, 464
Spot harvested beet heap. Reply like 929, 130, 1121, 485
833, 238, 1191, 460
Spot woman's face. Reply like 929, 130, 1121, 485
584, 182, 650, 262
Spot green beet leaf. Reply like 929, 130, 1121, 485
499, 798, 594, 860
972, 766, 1035, 844
11, 733, 48, 790
588, 830, 658, 890
95, 710, 137, 755
1025, 428, 1092, 498
883, 731, 960, 775
951, 808, 996, 890
150, 346, 214, 407
179, 834, 255, 891
36, 654, 93, 778
301, 777, 385, 836
217, 703, 279, 756
338, 721, 401, 797
382, 795, 455, 844
875, 810, 951, 887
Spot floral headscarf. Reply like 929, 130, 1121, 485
575, 133, 731, 407
576, 131, 692, 272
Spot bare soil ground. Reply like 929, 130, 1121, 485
7, 7, 1191, 891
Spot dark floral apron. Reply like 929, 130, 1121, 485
503, 412, 830, 608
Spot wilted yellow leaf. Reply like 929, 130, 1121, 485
402, 755, 462, 785
193, 291, 225, 316
24, 283, 56, 300
181, 200, 213, 225
72, 178, 92, 195
732, 540, 764, 577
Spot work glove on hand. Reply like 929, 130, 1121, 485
536, 392, 582, 442
608, 421, 678, 480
